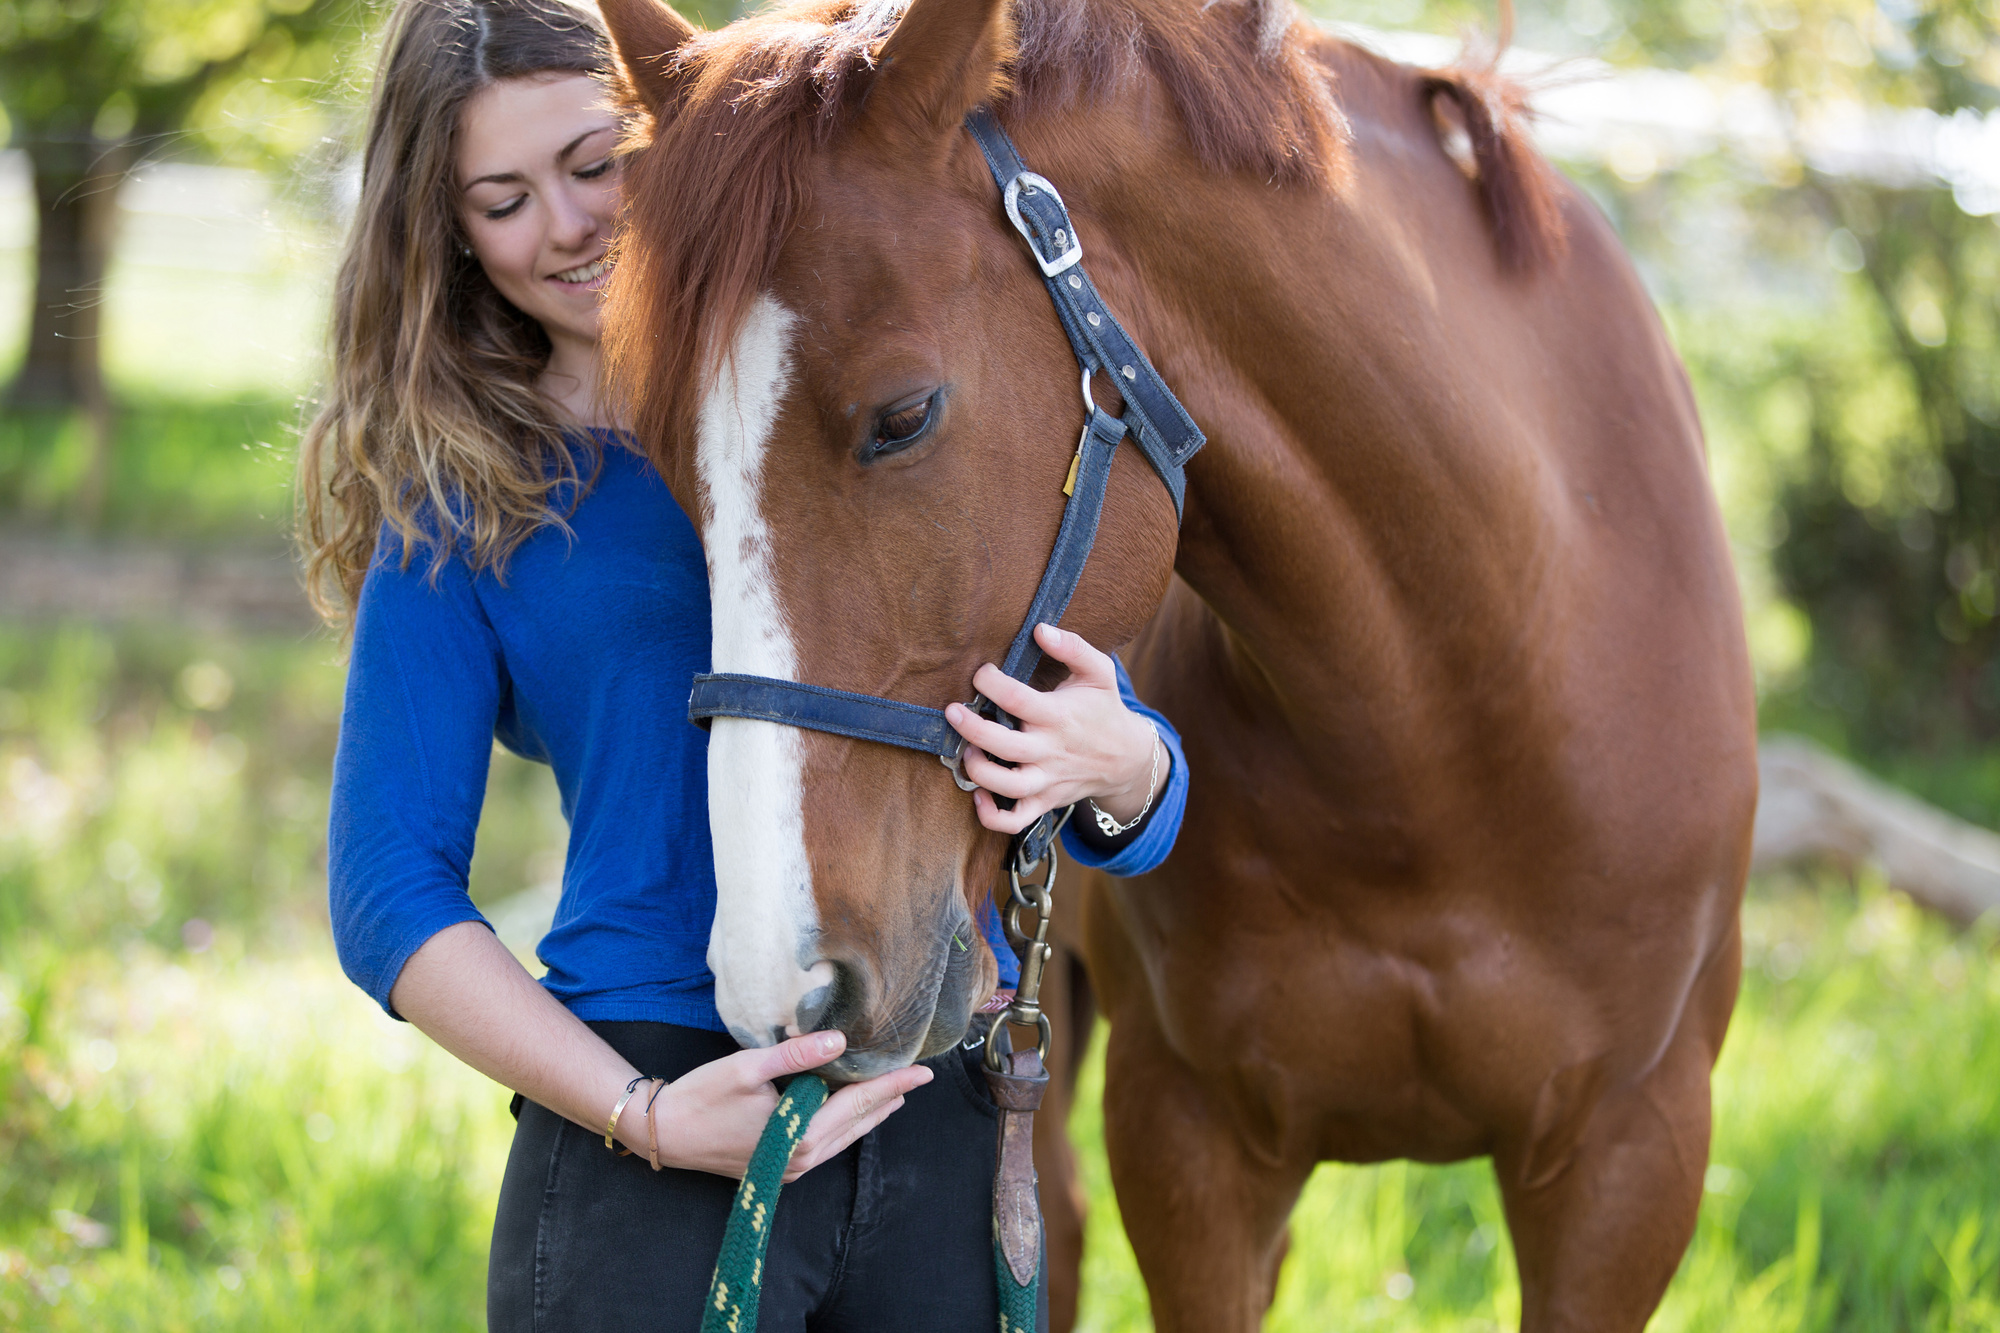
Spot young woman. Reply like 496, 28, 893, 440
297, 2, 1189, 1328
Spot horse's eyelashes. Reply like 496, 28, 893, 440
870, 395, 936, 457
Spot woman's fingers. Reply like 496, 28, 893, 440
784, 1097, 905, 1181
971, 664, 1059, 727
1032, 622, 1117, 687
961, 746, 1040, 800
786, 1064, 932, 1176
944, 702, 1040, 764
737, 1029, 846, 1089
972, 786, 1042, 835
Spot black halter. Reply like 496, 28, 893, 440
687, 109, 1206, 865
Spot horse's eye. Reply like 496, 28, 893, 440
871, 394, 937, 456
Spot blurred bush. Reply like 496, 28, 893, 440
0, 625, 342, 950
0, 621, 564, 952
0, 398, 301, 539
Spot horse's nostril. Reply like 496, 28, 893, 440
794, 976, 833, 1034
797, 958, 868, 1040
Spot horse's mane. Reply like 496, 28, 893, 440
603, 0, 1556, 462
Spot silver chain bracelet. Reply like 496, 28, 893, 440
1087, 723, 1161, 837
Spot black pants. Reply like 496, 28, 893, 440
488, 1022, 1049, 1332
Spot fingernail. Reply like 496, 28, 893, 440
816, 1031, 842, 1056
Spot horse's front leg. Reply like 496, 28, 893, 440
1099, 1002, 1310, 1333
1495, 924, 1741, 1332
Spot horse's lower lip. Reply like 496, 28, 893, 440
817, 1051, 890, 1084
815, 927, 973, 1082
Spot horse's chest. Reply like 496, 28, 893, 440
1109, 870, 1575, 1159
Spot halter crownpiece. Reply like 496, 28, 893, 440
688, 109, 1207, 866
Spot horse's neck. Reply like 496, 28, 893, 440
1068, 59, 1569, 752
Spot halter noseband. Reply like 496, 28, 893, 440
687, 109, 1207, 866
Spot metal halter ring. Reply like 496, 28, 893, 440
986, 1007, 1054, 1067
940, 694, 998, 792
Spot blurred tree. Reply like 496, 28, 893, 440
0, 0, 356, 517
1774, 182, 2000, 751
1700, 0, 2000, 752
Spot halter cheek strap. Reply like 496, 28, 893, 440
688, 109, 1206, 867
962, 110, 1206, 523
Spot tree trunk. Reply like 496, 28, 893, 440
1753, 733, 2000, 924
8, 136, 129, 523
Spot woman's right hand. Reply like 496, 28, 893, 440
629, 1030, 933, 1181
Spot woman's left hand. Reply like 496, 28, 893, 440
945, 623, 1161, 836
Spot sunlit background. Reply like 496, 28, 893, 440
1, 0, 1997, 1326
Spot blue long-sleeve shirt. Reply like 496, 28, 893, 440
328, 439, 1189, 1032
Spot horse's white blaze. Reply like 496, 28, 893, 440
698, 294, 833, 1048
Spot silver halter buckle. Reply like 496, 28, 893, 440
1003, 172, 1083, 278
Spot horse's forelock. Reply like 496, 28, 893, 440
603, 0, 1347, 469
605, 0, 879, 477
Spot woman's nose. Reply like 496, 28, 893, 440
547, 190, 601, 251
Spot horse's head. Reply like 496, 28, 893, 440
600, 0, 1188, 1077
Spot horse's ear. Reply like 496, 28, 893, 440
600, 0, 699, 112
860, 0, 1013, 149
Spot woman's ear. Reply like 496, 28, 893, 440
600, 0, 700, 112
859, 0, 1014, 153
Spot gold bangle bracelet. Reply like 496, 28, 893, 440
604, 1076, 647, 1152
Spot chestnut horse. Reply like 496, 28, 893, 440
597, 0, 1758, 1326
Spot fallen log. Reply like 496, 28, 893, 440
1754, 733, 2000, 924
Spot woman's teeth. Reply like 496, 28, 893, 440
553, 258, 611, 284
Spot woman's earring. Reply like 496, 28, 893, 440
461, 244, 473, 257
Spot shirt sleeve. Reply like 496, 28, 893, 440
1060, 655, 1188, 878
328, 532, 503, 1016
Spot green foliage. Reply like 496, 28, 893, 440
0, 623, 563, 954
0, 624, 342, 951
1768, 184, 2000, 751
1528, 0, 2000, 760
0, 0, 359, 165
0, 623, 562, 1327
0, 397, 302, 538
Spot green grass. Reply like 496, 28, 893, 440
0, 397, 302, 540
5, 623, 2000, 1328
0, 947, 510, 1331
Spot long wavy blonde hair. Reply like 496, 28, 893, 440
297, 0, 613, 628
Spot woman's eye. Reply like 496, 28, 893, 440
483, 195, 526, 221
576, 157, 617, 181
872, 395, 936, 454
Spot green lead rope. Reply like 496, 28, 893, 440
700, 1071, 1039, 1333
701, 1074, 829, 1333
995, 1233, 1040, 1333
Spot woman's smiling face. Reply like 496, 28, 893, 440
457, 73, 621, 355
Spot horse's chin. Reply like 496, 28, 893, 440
815, 916, 987, 1084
